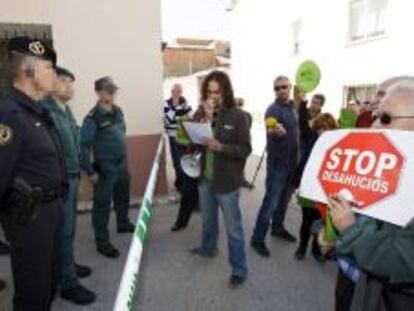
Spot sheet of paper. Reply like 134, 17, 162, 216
182, 121, 213, 145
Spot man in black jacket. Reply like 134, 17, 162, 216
191, 71, 252, 288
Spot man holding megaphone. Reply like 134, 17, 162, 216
191, 70, 252, 288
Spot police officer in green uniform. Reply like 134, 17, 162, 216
44, 67, 96, 305
80, 77, 134, 258
0, 37, 65, 311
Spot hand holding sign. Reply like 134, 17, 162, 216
328, 195, 356, 233
300, 129, 414, 227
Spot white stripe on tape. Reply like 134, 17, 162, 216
113, 137, 164, 311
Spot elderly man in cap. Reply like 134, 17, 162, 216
80, 77, 134, 258
0, 37, 65, 310
44, 67, 96, 305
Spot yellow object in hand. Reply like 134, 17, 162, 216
265, 117, 278, 129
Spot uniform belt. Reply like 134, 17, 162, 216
97, 157, 126, 165
68, 172, 80, 179
38, 187, 63, 203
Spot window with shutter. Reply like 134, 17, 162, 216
348, 0, 387, 43
343, 84, 377, 106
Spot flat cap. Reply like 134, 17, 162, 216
56, 66, 75, 81
94, 76, 118, 93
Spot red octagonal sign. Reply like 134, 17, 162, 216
318, 132, 404, 209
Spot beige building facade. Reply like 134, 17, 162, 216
0, 0, 166, 197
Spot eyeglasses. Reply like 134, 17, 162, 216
372, 112, 414, 125
274, 85, 289, 92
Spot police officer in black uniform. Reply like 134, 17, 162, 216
0, 37, 66, 310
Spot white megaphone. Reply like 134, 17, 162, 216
180, 151, 202, 178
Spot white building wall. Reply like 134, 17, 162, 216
231, 0, 414, 117
0, 0, 163, 136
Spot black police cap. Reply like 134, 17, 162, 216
56, 66, 75, 81
8, 36, 57, 67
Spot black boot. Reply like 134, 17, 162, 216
294, 245, 307, 260
229, 275, 246, 288
312, 238, 326, 263
171, 223, 186, 232
75, 263, 92, 278
250, 241, 271, 257
97, 243, 120, 258
271, 228, 297, 243
0, 279, 5, 291
61, 284, 96, 305
117, 222, 135, 233
0, 240, 10, 255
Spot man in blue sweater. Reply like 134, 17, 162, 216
251, 75, 299, 257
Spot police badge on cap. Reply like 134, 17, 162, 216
8, 36, 57, 67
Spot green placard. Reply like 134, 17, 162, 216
339, 108, 357, 128
295, 60, 321, 93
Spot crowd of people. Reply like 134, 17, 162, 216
164, 72, 414, 309
0, 34, 413, 311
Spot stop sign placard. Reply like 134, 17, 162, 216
318, 132, 404, 209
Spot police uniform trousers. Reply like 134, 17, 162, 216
0, 200, 63, 311
92, 159, 130, 247
60, 174, 80, 290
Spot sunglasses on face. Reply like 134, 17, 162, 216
372, 112, 414, 125
274, 85, 289, 92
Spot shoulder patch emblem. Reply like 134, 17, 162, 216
100, 121, 111, 128
0, 124, 13, 146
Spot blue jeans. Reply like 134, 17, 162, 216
252, 158, 294, 243
198, 180, 248, 278
60, 175, 79, 290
